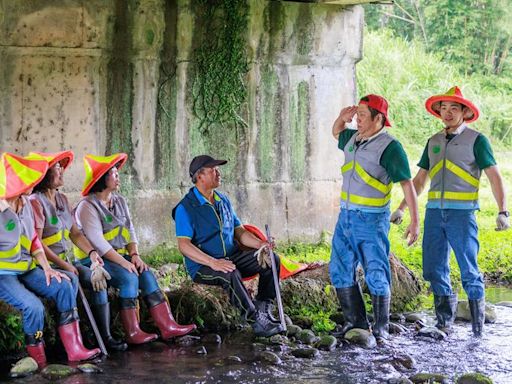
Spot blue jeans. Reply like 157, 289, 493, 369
422, 208, 484, 300
0, 267, 76, 335
330, 209, 391, 296
55, 268, 79, 298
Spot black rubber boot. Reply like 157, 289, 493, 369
469, 298, 485, 337
92, 303, 128, 352
371, 295, 390, 341
254, 299, 280, 324
250, 310, 284, 338
433, 294, 458, 332
333, 285, 370, 337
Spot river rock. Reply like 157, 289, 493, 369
285, 315, 294, 326
269, 334, 289, 346
388, 378, 414, 384
409, 373, 449, 383
41, 364, 78, 380
296, 329, 319, 345
315, 335, 337, 351
455, 372, 493, 384
177, 335, 201, 347
286, 324, 302, 337
201, 334, 222, 344
390, 313, 406, 323
77, 363, 103, 374
456, 301, 497, 323
390, 353, 416, 370
495, 301, 512, 308
259, 351, 282, 365
9, 357, 38, 378
252, 342, 267, 352
405, 313, 425, 323
291, 347, 320, 359
344, 328, 377, 349
195, 346, 207, 355
389, 321, 408, 334
226, 355, 242, 363
417, 326, 447, 340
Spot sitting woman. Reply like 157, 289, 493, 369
28, 150, 127, 352
74, 153, 196, 344
0, 153, 100, 368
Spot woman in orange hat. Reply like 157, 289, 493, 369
28, 151, 127, 352
0, 153, 100, 368
74, 153, 196, 344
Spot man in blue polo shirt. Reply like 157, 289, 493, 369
172, 155, 283, 337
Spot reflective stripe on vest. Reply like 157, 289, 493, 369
427, 127, 481, 208
340, 132, 395, 210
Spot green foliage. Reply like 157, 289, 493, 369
143, 244, 184, 269
0, 305, 24, 353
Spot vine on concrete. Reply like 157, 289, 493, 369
192, 0, 249, 134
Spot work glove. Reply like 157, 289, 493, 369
496, 212, 510, 231
90, 260, 111, 292
255, 244, 272, 269
390, 208, 404, 225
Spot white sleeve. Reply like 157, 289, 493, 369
75, 201, 114, 257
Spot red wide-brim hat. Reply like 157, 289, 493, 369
81, 153, 128, 196
26, 150, 74, 171
0, 153, 49, 199
425, 86, 479, 123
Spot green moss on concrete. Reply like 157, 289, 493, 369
296, 5, 314, 56
289, 81, 309, 182
145, 28, 155, 46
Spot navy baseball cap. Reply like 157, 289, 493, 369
189, 155, 227, 178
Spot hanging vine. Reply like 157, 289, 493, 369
191, 0, 250, 134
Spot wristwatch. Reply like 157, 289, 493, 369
499, 211, 510, 217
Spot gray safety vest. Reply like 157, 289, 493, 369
427, 127, 481, 209
74, 193, 132, 260
0, 197, 37, 273
33, 192, 73, 260
341, 131, 395, 211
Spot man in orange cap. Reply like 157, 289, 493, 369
392, 86, 509, 337
0, 153, 100, 367
330, 95, 419, 342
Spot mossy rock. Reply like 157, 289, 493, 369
409, 373, 449, 384
456, 373, 493, 384
41, 364, 78, 380
9, 357, 38, 378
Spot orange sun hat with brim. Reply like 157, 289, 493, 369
26, 150, 74, 171
425, 86, 480, 123
0, 153, 49, 199
81, 153, 128, 196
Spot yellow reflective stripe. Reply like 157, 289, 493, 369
429, 161, 444, 179
116, 248, 128, 255
121, 227, 130, 242
5, 155, 43, 186
20, 235, 31, 251
104, 227, 121, 241
73, 245, 88, 260
42, 230, 63, 247
428, 191, 479, 201
341, 161, 354, 174
64, 229, 70, 240
445, 160, 480, 188
340, 191, 391, 207
0, 259, 35, 272
354, 162, 392, 195
0, 242, 21, 258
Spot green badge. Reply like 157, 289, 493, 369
50, 216, 59, 225
105, 215, 113, 224
348, 145, 354, 152
5, 219, 15, 232
432, 145, 441, 154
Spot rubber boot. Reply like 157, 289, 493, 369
371, 295, 390, 341
144, 291, 197, 340
58, 310, 101, 361
333, 285, 370, 337
119, 298, 158, 345
254, 299, 280, 324
434, 294, 458, 333
25, 333, 47, 368
469, 298, 485, 337
250, 310, 284, 337
92, 303, 128, 351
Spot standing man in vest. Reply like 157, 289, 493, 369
392, 86, 509, 337
330, 95, 419, 342
172, 155, 284, 338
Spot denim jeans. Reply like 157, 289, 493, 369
422, 208, 484, 300
329, 209, 391, 296
0, 267, 76, 335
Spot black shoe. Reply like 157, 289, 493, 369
250, 310, 284, 337
92, 303, 128, 352
434, 294, 458, 333
254, 299, 280, 324
333, 285, 370, 337
469, 299, 485, 337
371, 295, 390, 341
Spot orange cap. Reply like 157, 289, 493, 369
0, 153, 49, 199
81, 153, 128, 196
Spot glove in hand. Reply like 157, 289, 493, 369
255, 245, 272, 269
390, 209, 404, 225
496, 213, 510, 231
90, 261, 111, 292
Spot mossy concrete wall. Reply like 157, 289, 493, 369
0, 0, 363, 248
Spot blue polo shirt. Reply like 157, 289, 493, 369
174, 187, 242, 278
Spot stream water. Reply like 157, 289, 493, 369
2, 290, 512, 384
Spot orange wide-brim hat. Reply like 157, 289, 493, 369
425, 86, 479, 123
26, 150, 74, 172
0, 153, 49, 199
81, 153, 128, 196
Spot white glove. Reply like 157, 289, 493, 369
390, 209, 404, 225
90, 261, 111, 292
255, 244, 272, 269
496, 212, 510, 231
